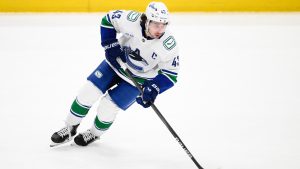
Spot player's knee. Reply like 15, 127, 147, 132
77, 81, 103, 107
97, 94, 120, 122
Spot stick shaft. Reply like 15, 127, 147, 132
124, 69, 204, 169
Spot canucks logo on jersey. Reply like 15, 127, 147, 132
163, 36, 176, 50
127, 11, 141, 22
124, 47, 149, 71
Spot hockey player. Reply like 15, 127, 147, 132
50, 1, 179, 147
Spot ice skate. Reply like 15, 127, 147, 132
50, 124, 79, 147
73, 129, 99, 146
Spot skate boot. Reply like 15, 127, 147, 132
50, 124, 79, 147
74, 129, 99, 146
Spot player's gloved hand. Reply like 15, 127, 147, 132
101, 39, 126, 69
136, 96, 152, 108
136, 80, 160, 108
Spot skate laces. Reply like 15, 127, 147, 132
82, 130, 96, 143
57, 127, 71, 138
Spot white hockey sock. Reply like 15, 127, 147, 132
65, 81, 103, 126
91, 94, 120, 137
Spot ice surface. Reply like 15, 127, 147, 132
0, 12, 300, 169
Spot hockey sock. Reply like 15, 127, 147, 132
91, 115, 114, 136
66, 98, 91, 125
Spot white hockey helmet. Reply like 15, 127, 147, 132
145, 1, 169, 24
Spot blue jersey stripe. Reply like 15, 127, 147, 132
153, 74, 174, 93
161, 69, 178, 75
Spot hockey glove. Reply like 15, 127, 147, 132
136, 80, 160, 108
101, 39, 126, 69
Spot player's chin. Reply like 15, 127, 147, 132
154, 34, 161, 39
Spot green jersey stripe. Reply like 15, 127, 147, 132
101, 15, 113, 28
101, 25, 114, 29
164, 73, 177, 84
159, 70, 177, 83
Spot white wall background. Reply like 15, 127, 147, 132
0, 12, 299, 169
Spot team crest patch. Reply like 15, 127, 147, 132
163, 36, 176, 50
127, 11, 141, 22
94, 70, 103, 78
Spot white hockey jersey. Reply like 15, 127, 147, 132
101, 10, 179, 88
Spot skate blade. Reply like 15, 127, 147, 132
50, 142, 61, 147
70, 137, 100, 147
70, 142, 78, 147
50, 137, 73, 147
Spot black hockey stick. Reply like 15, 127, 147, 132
124, 68, 204, 169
